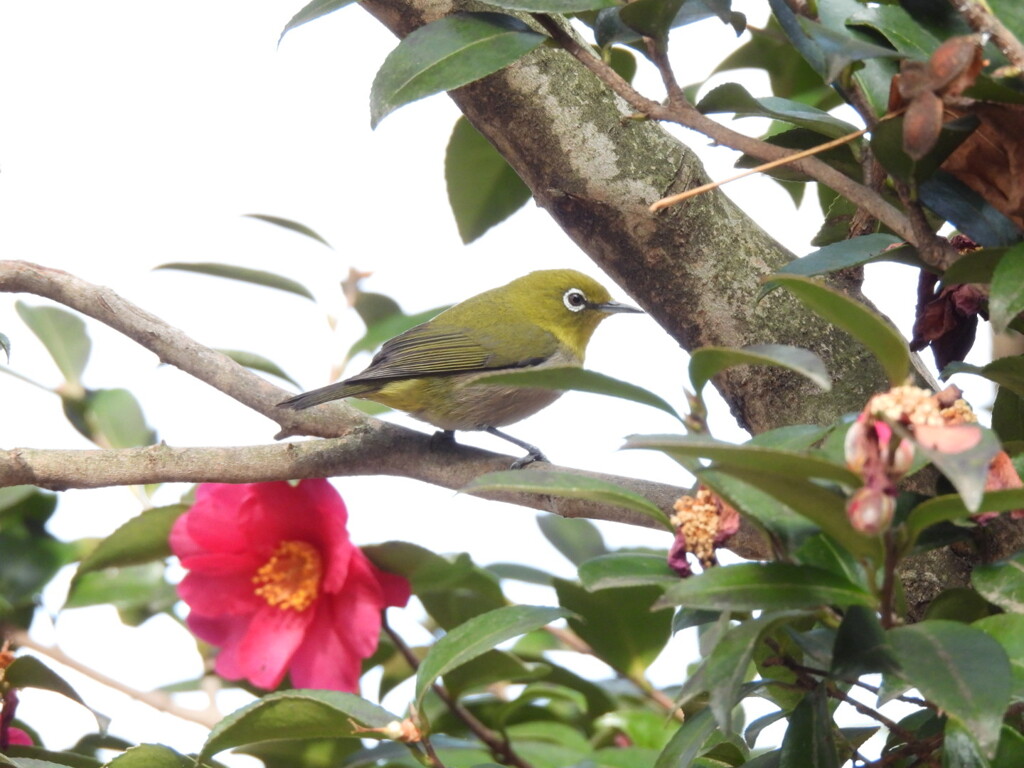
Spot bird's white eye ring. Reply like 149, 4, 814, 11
563, 288, 588, 312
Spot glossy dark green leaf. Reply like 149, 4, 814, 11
770, 274, 909, 386
889, 620, 1011, 757
15, 302, 90, 386
5, 657, 109, 733
925, 587, 995, 623
992, 386, 1024, 443
217, 349, 298, 387
278, 0, 357, 44
64, 562, 178, 626
656, 563, 875, 612
831, 605, 898, 678
578, 553, 678, 590
748, 423, 832, 450
486, 562, 554, 585
762, 233, 904, 296
442, 649, 547, 699
445, 116, 531, 244
198, 690, 400, 761
370, 13, 545, 128
486, 0, 620, 11
155, 262, 314, 300
536, 513, 607, 565
464, 469, 672, 529
942, 246, 1006, 286
796, 14, 901, 83
606, 46, 637, 83
243, 213, 332, 247
415, 605, 569, 705
74, 504, 187, 579
0, 755, 88, 768
105, 745, 193, 768
625, 433, 859, 485
476, 367, 682, 422
994, 725, 1024, 768
945, 355, 1024, 399
779, 686, 838, 768
974, 614, 1024, 702
688, 343, 831, 395
972, 553, 1024, 614
697, 82, 858, 139
845, 3, 941, 56
555, 581, 670, 678
919, 171, 1024, 248
617, 0, 736, 42
905, 489, 1024, 547
364, 541, 506, 630
653, 707, 716, 768
989, 242, 1024, 333
870, 113, 978, 184
85, 388, 156, 449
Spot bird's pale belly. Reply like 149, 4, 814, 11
363, 373, 564, 431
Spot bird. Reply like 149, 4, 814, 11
279, 269, 642, 467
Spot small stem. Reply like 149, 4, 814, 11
383, 620, 534, 768
879, 531, 899, 629
8, 629, 221, 729
949, 0, 1024, 71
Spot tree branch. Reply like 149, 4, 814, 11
0, 260, 771, 558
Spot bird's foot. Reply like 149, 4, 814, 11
510, 450, 549, 470
430, 429, 458, 451
484, 426, 550, 470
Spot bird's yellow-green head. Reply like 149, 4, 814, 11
461, 269, 642, 361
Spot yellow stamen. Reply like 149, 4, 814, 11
252, 540, 322, 611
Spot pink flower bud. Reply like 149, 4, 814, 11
846, 487, 895, 535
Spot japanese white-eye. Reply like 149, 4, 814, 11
279, 269, 642, 466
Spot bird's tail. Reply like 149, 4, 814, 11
278, 381, 377, 410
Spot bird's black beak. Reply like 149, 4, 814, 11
592, 300, 643, 314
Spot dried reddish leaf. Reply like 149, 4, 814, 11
928, 35, 985, 96
911, 282, 984, 368
942, 102, 1024, 231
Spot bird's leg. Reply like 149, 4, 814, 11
484, 426, 549, 469
430, 429, 458, 451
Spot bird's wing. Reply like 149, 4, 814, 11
347, 321, 557, 384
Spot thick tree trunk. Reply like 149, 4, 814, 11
361, 0, 889, 435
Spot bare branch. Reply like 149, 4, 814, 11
950, 0, 1024, 71
0, 260, 771, 558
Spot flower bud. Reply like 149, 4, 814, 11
846, 487, 895, 535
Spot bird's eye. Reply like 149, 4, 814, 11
563, 288, 588, 312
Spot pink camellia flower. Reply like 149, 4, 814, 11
170, 480, 410, 692
5, 727, 33, 747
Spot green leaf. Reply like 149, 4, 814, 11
889, 621, 1012, 757
445, 116, 531, 243
536, 513, 607, 565
555, 581, 670, 678
942, 246, 1006, 286
779, 686, 838, 768
905, 489, 1024, 548
973, 553, 1024, 614
656, 563, 875, 612
74, 504, 187, 579
85, 388, 156, 449
155, 262, 314, 300
919, 171, 1024, 248
278, 0, 357, 44
989, 242, 1024, 333
370, 13, 546, 128
485, 0, 620, 11
0, 332, 10, 363
974, 614, 1024, 703
65, 562, 178, 626
945, 356, 1024, 399
870, 113, 978, 184
217, 349, 299, 387
994, 725, 1024, 768
769, 274, 909, 386
464, 469, 672, 530
243, 213, 332, 248
688, 343, 831, 395
697, 82, 859, 139
762, 233, 905, 295
830, 605, 899, 678
16, 302, 91, 386
625, 433, 859, 485
198, 690, 400, 761
846, 3, 942, 56
415, 605, 569, 706
105, 744, 193, 768
653, 707, 716, 768
5, 656, 109, 733
617, 0, 738, 42
475, 367, 682, 422
901, 423, 1002, 512
578, 553, 678, 590
796, 13, 902, 83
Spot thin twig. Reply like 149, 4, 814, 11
949, 0, 1024, 71
8, 629, 222, 729
650, 126, 870, 211
382, 621, 534, 768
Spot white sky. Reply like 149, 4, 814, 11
0, 1, 990, 763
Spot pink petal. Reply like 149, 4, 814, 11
232, 604, 315, 690
178, 570, 261, 615
288, 597, 366, 692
